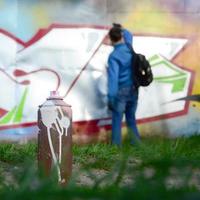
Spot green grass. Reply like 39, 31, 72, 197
0, 142, 36, 164
73, 135, 200, 169
0, 135, 200, 199
0, 135, 199, 167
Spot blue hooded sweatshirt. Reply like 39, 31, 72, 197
107, 29, 134, 103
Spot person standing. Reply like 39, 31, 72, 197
107, 26, 140, 145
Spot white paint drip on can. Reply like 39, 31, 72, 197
40, 106, 70, 182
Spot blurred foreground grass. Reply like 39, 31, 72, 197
0, 135, 200, 199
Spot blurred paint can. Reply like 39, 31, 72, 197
38, 91, 72, 185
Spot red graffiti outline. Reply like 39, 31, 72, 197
0, 67, 60, 117
0, 23, 195, 133
13, 68, 61, 91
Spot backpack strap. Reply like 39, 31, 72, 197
125, 42, 138, 68
125, 42, 140, 88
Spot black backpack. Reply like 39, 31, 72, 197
127, 44, 153, 87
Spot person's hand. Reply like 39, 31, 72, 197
108, 101, 114, 111
108, 103, 113, 111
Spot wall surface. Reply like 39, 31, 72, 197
0, 0, 200, 142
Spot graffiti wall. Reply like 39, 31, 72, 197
0, 0, 200, 142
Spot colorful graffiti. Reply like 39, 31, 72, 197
0, 0, 200, 141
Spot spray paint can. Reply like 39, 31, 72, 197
38, 91, 72, 185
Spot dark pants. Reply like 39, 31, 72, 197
111, 86, 140, 145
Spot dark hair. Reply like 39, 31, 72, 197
108, 27, 122, 43
112, 23, 122, 29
